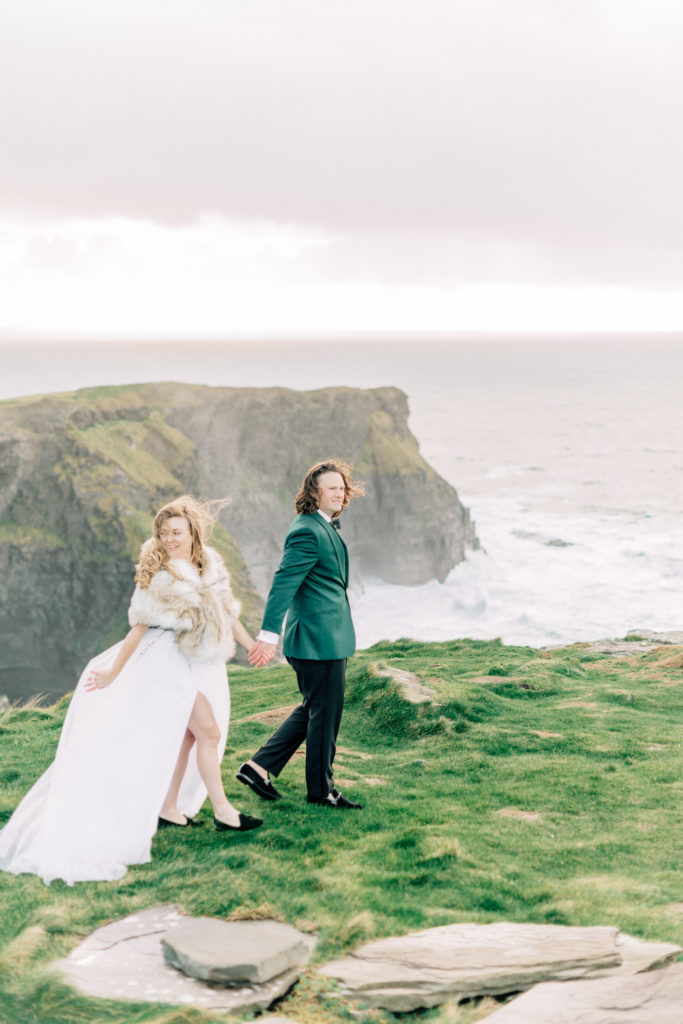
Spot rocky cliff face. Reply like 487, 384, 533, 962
0, 383, 477, 701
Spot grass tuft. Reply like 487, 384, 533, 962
338, 910, 376, 946
0, 925, 47, 977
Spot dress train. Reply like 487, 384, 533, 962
0, 628, 229, 885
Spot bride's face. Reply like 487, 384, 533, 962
159, 515, 194, 562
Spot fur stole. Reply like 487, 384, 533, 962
128, 544, 241, 663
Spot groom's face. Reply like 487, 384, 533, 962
315, 472, 346, 517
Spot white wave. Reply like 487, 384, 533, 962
351, 497, 683, 649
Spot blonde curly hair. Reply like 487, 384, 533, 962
135, 495, 230, 588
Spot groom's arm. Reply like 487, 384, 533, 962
261, 525, 318, 634
248, 525, 318, 667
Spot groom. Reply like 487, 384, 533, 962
238, 459, 364, 809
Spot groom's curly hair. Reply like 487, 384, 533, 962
295, 459, 365, 517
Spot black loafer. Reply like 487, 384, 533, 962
307, 789, 363, 810
334, 793, 364, 809
236, 762, 283, 801
214, 813, 263, 832
157, 815, 203, 829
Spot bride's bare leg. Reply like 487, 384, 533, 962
187, 693, 241, 827
159, 729, 195, 824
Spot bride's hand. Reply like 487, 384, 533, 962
248, 642, 276, 667
85, 668, 117, 691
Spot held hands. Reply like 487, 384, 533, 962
85, 668, 117, 692
248, 641, 276, 667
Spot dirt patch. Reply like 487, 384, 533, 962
534, 730, 562, 738
576, 875, 656, 893
496, 807, 540, 823
649, 646, 683, 668
472, 676, 514, 685
237, 704, 298, 725
336, 747, 373, 760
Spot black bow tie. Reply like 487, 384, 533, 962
331, 519, 341, 531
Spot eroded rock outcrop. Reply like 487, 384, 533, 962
0, 382, 476, 700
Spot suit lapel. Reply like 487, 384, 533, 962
314, 514, 348, 586
335, 529, 350, 588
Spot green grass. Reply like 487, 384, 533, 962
0, 638, 681, 1024
0, 523, 65, 549
358, 409, 436, 479
71, 416, 195, 493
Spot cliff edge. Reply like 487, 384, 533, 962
0, 382, 477, 700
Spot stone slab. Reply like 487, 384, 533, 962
625, 630, 683, 645
49, 904, 313, 1014
589, 641, 655, 656
564, 631, 683, 658
162, 917, 314, 984
262, 1019, 303, 1023
607, 932, 681, 976
319, 922, 679, 1012
482, 962, 683, 1023
377, 665, 437, 704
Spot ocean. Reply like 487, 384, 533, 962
2, 335, 682, 649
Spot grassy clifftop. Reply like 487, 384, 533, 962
0, 637, 680, 1024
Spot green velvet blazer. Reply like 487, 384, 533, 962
261, 512, 355, 660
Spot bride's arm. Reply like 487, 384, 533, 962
85, 624, 148, 691
232, 618, 255, 652
232, 618, 275, 663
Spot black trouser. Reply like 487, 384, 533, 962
252, 657, 346, 801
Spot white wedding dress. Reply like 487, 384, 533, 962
0, 627, 229, 885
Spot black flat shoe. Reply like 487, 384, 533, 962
307, 789, 364, 810
214, 813, 263, 832
157, 815, 203, 829
334, 793, 364, 809
236, 762, 283, 801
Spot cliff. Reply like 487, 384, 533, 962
0, 382, 477, 701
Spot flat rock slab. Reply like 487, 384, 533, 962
50, 905, 315, 1015
483, 962, 683, 1023
574, 631, 683, 657
162, 917, 314, 984
319, 922, 681, 1012
625, 630, 683, 645
585, 641, 656, 656
262, 1019, 303, 1024
377, 665, 437, 704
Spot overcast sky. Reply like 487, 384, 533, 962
2, 0, 683, 335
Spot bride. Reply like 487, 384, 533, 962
0, 495, 272, 885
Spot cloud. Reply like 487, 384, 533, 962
1, 0, 683, 294
2, 215, 682, 335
